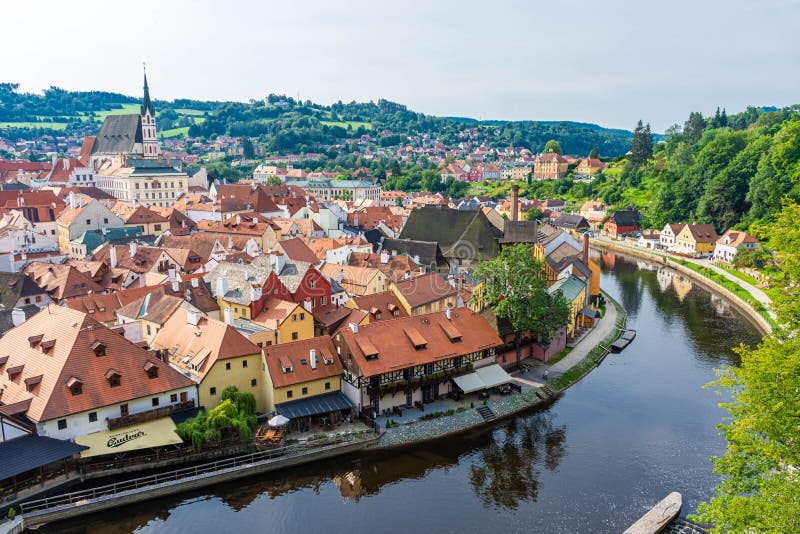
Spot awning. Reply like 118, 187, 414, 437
275, 392, 353, 420
452, 372, 486, 394
75, 417, 183, 458
452, 364, 514, 393
580, 307, 598, 319
0, 435, 87, 481
475, 364, 514, 389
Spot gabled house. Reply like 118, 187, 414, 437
602, 209, 641, 239
333, 310, 503, 413
0, 272, 53, 309
389, 272, 459, 316
153, 308, 266, 412
320, 264, 385, 297
22, 261, 104, 302
55, 194, 124, 254
674, 224, 719, 256
263, 337, 348, 421
0, 305, 196, 441
659, 223, 685, 251
713, 230, 759, 263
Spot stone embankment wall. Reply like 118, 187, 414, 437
590, 239, 772, 336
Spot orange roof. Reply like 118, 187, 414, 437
349, 291, 409, 321
718, 229, 758, 247
347, 252, 421, 284
391, 272, 457, 308
264, 336, 342, 388
23, 262, 104, 301
251, 298, 301, 329
0, 305, 194, 422
338, 310, 502, 377
152, 308, 260, 379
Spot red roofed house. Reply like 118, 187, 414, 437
713, 230, 759, 263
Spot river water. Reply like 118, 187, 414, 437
46, 252, 762, 534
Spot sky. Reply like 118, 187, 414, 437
5, 0, 800, 131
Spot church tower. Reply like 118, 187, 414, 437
140, 68, 160, 159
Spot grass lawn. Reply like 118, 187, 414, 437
94, 103, 141, 121
320, 120, 373, 130
160, 126, 190, 138
0, 121, 67, 130
173, 108, 206, 116
715, 264, 762, 287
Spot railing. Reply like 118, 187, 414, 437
20, 432, 374, 515
107, 400, 195, 430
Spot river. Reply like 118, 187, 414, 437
44, 252, 762, 534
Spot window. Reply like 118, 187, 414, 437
152, 397, 160, 407
299, 313, 305, 321
120, 404, 129, 417
286, 390, 293, 398
251, 378, 257, 387
86, 219, 91, 225
70, 382, 83, 396
57, 419, 67, 430
103, 218, 109, 224
170, 393, 178, 403
108, 375, 120, 388
225, 362, 231, 371
302, 387, 308, 395
325, 381, 331, 390
320, 296, 327, 306
154, 224, 161, 231
292, 332, 299, 341
242, 360, 248, 368
210, 387, 217, 396
88, 412, 97, 423
24, 298, 30, 304
35, 295, 42, 303
147, 324, 152, 336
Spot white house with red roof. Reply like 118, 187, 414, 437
713, 230, 759, 263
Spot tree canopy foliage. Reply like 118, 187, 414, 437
472, 244, 569, 367
176, 387, 257, 448
693, 202, 800, 531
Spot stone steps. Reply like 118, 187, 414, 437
476, 405, 496, 422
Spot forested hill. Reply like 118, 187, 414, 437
0, 84, 632, 156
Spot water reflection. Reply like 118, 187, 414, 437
42, 254, 762, 534
470, 415, 566, 509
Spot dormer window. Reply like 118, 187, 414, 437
25, 375, 43, 392
28, 334, 43, 348
144, 361, 159, 379
0, 355, 7, 368
92, 340, 106, 357
7, 365, 23, 380
279, 356, 293, 373
105, 369, 121, 388
67, 376, 83, 396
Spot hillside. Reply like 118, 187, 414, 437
0, 84, 632, 156
511, 105, 800, 236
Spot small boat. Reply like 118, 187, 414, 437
610, 329, 637, 353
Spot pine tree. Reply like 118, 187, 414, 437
684, 112, 705, 144
713, 107, 722, 128
589, 145, 599, 159
720, 108, 728, 127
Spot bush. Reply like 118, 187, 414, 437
7, 508, 16, 520
176, 387, 258, 448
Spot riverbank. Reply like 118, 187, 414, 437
590, 238, 773, 335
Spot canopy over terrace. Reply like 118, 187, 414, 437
0, 435, 87, 482
452, 364, 514, 394
275, 392, 354, 420
75, 417, 183, 458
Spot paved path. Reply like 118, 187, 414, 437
687, 258, 776, 319
516, 296, 620, 383
513, 376, 544, 388
592, 236, 775, 319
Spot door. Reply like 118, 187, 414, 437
422, 385, 434, 403
406, 389, 412, 407
180, 391, 188, 403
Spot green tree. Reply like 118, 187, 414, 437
543, 139, 563, 155
526, 207, 544, 221
241, 137, 255, 159
266, 175, 282, 186
390, 159, 402, 177
693, 203, 800, 531
684, 111, 706, 144
588, 145, 599, 159
472, 244, 569, 368
176, 387, 257, 448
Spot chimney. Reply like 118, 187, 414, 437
348, 322, 358, 333
445, 306, 452, 320
337, 269, 344, 284
303, 299, 313, 312
172, 280, 180, 292
191, 276, 199, 288
391, 250, 397, 256
250, 284, 262, 302
236, 215, 241, 226
223, 307, 235, 325
129, 241, 137, 258
380, 250, 389, 264
582, 232, 589, 265
216, 277, 229, 296
68, 191, 77, 209
309, 349, 317, 369
11, 307, 26, 327
186, 309, 201, 326
511, 184, 520, 222
109, 245, 118, 268
168, 268, 176, 281
184, 196, 190, 205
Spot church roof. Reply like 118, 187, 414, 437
92, 114, 143, 155
142, 72, 154, 116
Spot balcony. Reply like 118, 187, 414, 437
107, 399, 195, 430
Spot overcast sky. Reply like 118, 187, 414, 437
5, 0, 799, 131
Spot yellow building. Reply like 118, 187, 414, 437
547, 275, 587, 338
674, 224, 719, 256
111, 202, 170, 236
533, 153, 569, 180
153, 308, 268, 412
250, 298, 315, 345
56, 196, 125, 253
115, 289, 186, 345
263, 336, 345, 414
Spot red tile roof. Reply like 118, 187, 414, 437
263, 336, 342, 388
